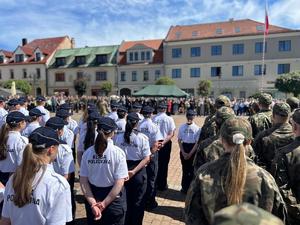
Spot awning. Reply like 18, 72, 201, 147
132, 85, 189, 97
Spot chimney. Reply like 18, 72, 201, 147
22, 38, 27, 46
229, 18, 234, 22
71, 38, 75, 49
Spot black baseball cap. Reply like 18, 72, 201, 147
6, 111, 29, 124
132, 102, 142, 109
88, 111, 101, 121
98, 117, 118, 133
46, 117, 68, 130
29, 127, 64, 149
142, 106, 154, 114
56, 109, 72, 119
7, 98, 21, 106
36, 96, 46, 102
186, 109, 197, 117
29, 108, 45, 117
127, 112, 140, 122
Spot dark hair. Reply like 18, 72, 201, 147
0, 124, 9, 160
117, 111, 126, 119
29, 115, 39, 123
84, 120, 97, 150
124, 120, 137, 144
94, 130, 108, 157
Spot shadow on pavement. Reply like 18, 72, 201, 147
157, 188, 186, 202
74, 218, 87, 225
150, 205, 185, 222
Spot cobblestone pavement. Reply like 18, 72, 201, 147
72, 114, 205, 225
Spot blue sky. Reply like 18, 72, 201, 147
0, 0, 299, 51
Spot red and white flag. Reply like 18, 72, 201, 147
264, 2, 269, 35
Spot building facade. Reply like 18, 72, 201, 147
164, 19, 300, 98
117, 39, 164, 96
48, 45, 119, 96
0, 36, 72, 96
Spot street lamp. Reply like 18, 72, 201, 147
28, 73, 37, 96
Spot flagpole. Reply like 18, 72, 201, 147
261, 0, 268, 93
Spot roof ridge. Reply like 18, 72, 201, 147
172, 19, 252, 28
122, 38, 164, 43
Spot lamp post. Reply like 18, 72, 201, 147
28, 73, 37, 97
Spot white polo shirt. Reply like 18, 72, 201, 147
107, 111, 118, 122
0, 108, 8, 128
138, 118, 162, 148
35, 106, 50, 126
152, 112, 176, 139
77, 121, 87, 153
178, 122, 201, 144
53, 144, 75, 176
19, 107, 29, 116
61, 126, 74, 148
22, 122, 40, 138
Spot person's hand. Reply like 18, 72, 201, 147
0, 182, 4, 189
185, 152, 194, 160
181, 151, 188, 159
96, 202, 106, 212
128, 170, 136, 179
91, 204, 102, 220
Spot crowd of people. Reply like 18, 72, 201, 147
0, 92, 299, 225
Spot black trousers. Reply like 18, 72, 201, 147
85, 183, 126, 225
66, 172, 76, 225
125, 160, 147, 225
157, 141, 172, 190
146, 152, 158, 204
180, 143, 195, 192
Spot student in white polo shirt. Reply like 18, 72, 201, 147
0, 97, 8, 128
116, 105, 127, 134
1, 127, 72, 225
56, 109, 75, 148
80, 117, 128, 225
18, 97, 29, 116
22, 108, 45, 138
35, 96, 50, 126
106, 101, 119, 122
178, 109, 201, 193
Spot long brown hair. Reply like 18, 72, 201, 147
0, 124, 10, 160
220, 118, 252, 205
94, 130, 108, 157
12, 144, 45, 207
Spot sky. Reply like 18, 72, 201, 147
0, 0, 299, 51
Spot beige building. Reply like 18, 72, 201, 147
0, 36, 72, 96
164, 19, 300, 98
117, 39, 164, 96
47, 45, 119, 96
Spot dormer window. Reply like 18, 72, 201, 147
96, 54, 108, 64
256, 25, 264, 32
15, 54, 24, 62
36, 52, 41, 61
56, 57, 66, 66
75, 56, 86, 65
0, 55, 4, 63
192, 31, 198, 37
146, 51, 151, 60
235, 27, 240, 33
216, 28, 223, 34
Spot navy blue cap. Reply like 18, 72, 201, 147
56, 109, 72, 119
29, 108, 45, 117
87, 104, 98, 114
7, 98, 21, 106
142, 106, 154, 114
87, 103, 96, 108
88, 111, 101, 121
158, 102, 167, 109
0, 96, 5, 102
117, 105, 128, 113
36, 96, 46, 102
110, 101, 119, 108
46, 117, 68, 130
98, 117, 118, 133
127, 112, 140, 122
186, 109, 197, 117
132, 102, 142, 109
6, 111, 28, 124
29, 127, 64, 149
59, 103, 72, 110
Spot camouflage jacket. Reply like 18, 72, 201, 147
248, 109, 272, 139
185, 153, 287, 225
252, 123, 294, 172
198, 114, 217, 142
272, 136, 300, 224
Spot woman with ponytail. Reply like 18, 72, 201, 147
80, 117, 128, 225
114, 112, 151, 225
1, 127, 72, 225
185, 117, 287, 225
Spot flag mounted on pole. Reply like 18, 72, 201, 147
264, 1, 269, 35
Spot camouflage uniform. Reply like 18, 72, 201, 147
253, 103, 294, 172
272, 110, 300, 225
248, 93, 273, 139
286, 97, 299, 112
185, 153, 287, 225
213, 203, 284, 225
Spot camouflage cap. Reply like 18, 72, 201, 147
286, 97, 299, 110
215, 106, 235, 125
273, 102, 291, 117
215, 95, 231, 108
213, 203, 284, 225
292, 109, 300, 124
258, 93, 273, 106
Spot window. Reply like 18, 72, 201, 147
256, 25, 264, 31
211, 67, 222, 77
279, 40, 291, 52
146, 51, 151, 60
254, 65, 266, 76
10, 69, 14, 79
191, 47, 201, 57
232, 65, 244, 76
192, 31, 198, 37
96, 71, 107, 81
15, 54, 24, 62
240, 91, 246, 98
75, 56, 86, 65
56, 57, 66, 66
211, 45, 222, 56
134, 52, 138, 61
278, 64, 290, 74
235, 27, 240, 33
0, 55, 4, 63
55, 73, 65, 82
216, 28, 223, 34
121, 72, 126, 81
172, 68, 181, 78
36, 52, 41, 61
255, 42, 267, 53
190, 68, 201, 77
36, 68, 41, 79
232, 44, 244, 55
172, 48, 182, 58
155, 70, 161, 80
141, 52, 145, 60
143, 71, 149, 81
175, 31, 181, 39
132, 71, 137, 81
23, 69, 27, 79
77, 71, 84, 79
129, 52, 134, 61
96, 54, 108, 64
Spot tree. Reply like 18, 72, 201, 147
2, 80, 32, 94
74, 78, 87, 96
155, 76, 175, 85
100, 81, 112, 96
197, 80, 212, 97
275, 71, 300, 97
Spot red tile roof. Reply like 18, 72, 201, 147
0, 50, 13, 58
165, 19, 294, 42
118, 39, 164, 65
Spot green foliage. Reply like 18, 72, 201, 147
2, 80, 32, 94
155, 76, 175, 85
100, 81, 112, 95
197, 80, 212, 97
275, 71, 300, 97
74, 79, 87, 96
